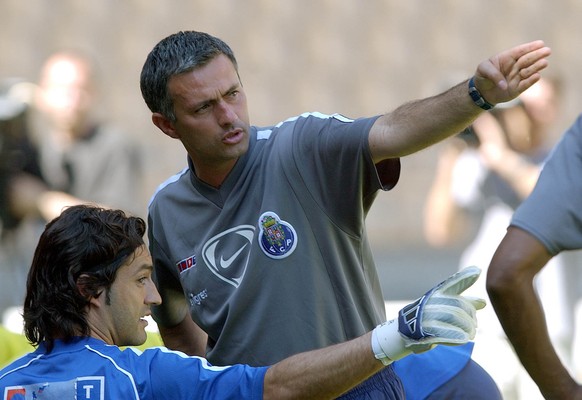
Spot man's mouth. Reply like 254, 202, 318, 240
223, 128, 244, 144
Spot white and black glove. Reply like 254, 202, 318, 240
371, 266, 485, 365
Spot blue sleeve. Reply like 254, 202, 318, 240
141, 347, 268, 399
511, 114, 582, 254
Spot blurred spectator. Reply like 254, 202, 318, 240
0, 50, 144, 316
0, 78, 45, 316
30, 50, 144, 220
423, 77, 573, 399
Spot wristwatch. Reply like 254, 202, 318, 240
468, 77, 495, 110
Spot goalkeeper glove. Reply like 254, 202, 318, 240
371, 266, 485, 365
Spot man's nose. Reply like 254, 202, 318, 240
215, 100, 237, 126
147, 281, 162, 306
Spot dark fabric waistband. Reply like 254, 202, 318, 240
337, 364, 404, 400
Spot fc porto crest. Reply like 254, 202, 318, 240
258, 211, 297, 259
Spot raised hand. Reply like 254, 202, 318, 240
474, 40, 551, 105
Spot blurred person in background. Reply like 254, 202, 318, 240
423, 77, 560, 251
30, 50, 143, 221
0, 50, 144, 318
423, 76, 572, 399
0, 79, 44, 316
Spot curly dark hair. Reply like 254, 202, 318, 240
140, 30, 238, 122
23, 204, 146, 352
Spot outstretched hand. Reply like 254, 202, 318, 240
371, 266, 485, 364
398, 265, 485, 353
474, 40, 551, 106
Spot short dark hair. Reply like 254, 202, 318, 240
23, 205, 146, 352
140, 30, 238, 122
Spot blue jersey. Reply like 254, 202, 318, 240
0, 337, 267, 399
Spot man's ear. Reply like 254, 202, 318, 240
76, 274, 103, 307
152, 112, 180, 139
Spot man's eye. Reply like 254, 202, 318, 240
196, 104, 210, 113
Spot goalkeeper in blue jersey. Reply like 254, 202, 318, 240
0, 205, 485, 399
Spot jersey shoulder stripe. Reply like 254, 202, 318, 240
148, 167, 189, 208
0, 354, 43, 380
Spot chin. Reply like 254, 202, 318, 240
123, 332, 148, 348
134, 332, 148, 347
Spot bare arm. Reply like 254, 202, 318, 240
152, 269, 208, 356
484, 150, 540, 198
486, 227, 582, 399
263, 332, 383, 400
474, 112, 540, 198
7, 172, 49, 220
423, 140, 469, 247
158, 314, 208, 357
6, 171, 89, 223
263, 267, 484, 399
369, 40, 551, 162
37, 190, 88, 221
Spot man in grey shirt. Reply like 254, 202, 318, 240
141, 30, 550, 398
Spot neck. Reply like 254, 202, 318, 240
192, 158, 238, 188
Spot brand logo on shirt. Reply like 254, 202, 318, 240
202, 225, 255, 288
177, 255, 197, 273
189, 289, 208, 306
258, 211, 297, 259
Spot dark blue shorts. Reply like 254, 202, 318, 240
393, 343, 502, 400
425, 359, 502, 400
337, 365, 405, 400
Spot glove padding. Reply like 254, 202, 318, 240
371, 266, 485, 365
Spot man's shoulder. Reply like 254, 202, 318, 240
253, 112, 361, 146
150, 167, 190, 198
269, 112, 356, 130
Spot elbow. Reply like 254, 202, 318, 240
485, 253, 524, 304
486, 227, 550, 308
485, 262, 513, 303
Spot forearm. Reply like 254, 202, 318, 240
423, 142, 467, 247
369, 40, 551, 162
7, 173, 49, 219
37, 190, 87, 221
263, 266, 484, 399
489, 274, 577, 398
158, 314, 208, 357
487, 230, 581, 399
263, 332, 383, 400
488, 150, 540, 198
370, 80, 481, 161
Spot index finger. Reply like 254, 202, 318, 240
436, 266, 482, 296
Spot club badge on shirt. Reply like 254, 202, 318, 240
258, 211, 297, 259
